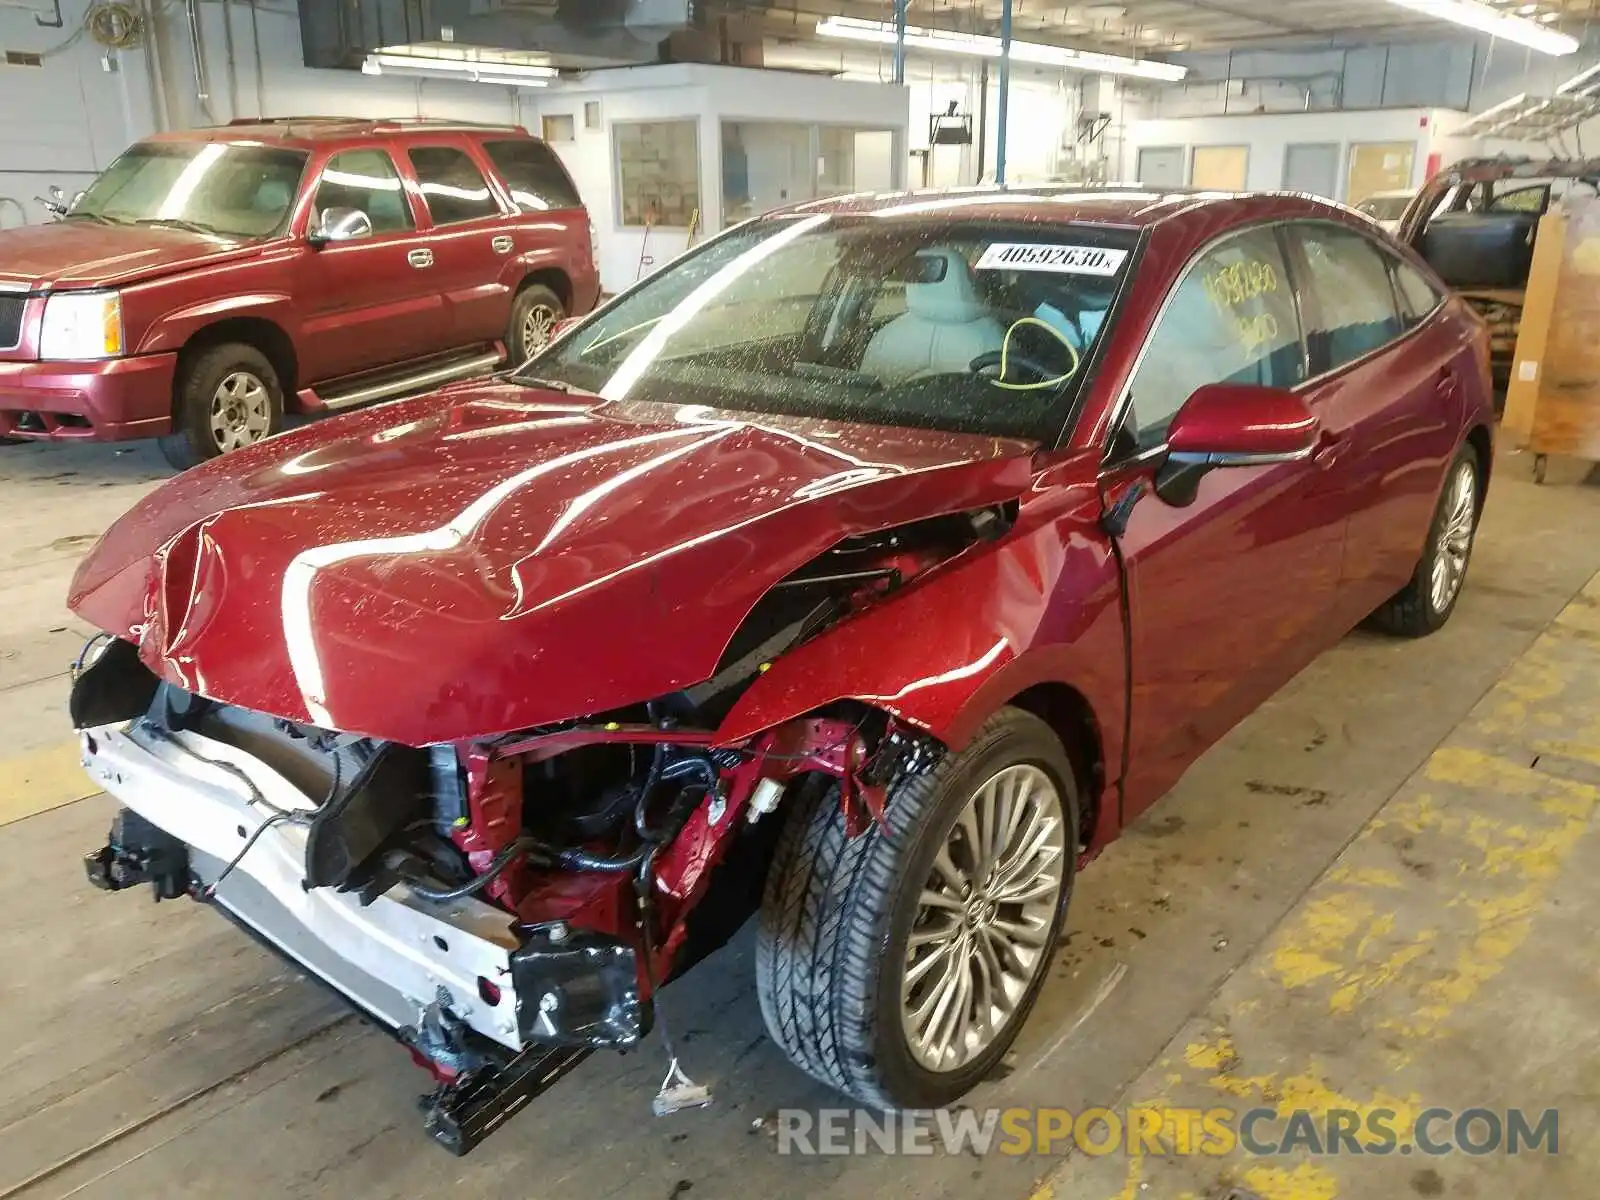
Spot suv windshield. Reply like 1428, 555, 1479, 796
525, 214, 1137, 440
72, 142, 309, 238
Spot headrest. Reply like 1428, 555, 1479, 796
254, 179, 293, 212
905, 248, 988, 324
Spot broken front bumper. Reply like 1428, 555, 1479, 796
78, 722, 641, 1056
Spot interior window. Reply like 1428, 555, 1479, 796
483, 139, 583, 213
1293, 224, 1405, 373
1392, 258, 1444, 328
313, 149, 413, 234
408, 145, 501, 226
1488, 184, 1551, 215
1125, 227, 1303, 449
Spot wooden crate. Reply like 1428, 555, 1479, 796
1501, 200, 1600, 475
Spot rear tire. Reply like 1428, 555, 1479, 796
159, 343, 283, 471
507, 284, 565, 367
1369, 444, 1480, 637
755, 708, 1078, 1109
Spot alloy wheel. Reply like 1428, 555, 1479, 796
901, 763, 1067, 1073
522, 304, 558, 356
208, 371, 272, 453
1429, 459, 1476, 614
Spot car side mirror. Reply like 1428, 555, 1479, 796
1153, 382, 1319, 507
309, 206, 373, 247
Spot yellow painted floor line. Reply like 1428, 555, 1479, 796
0, 740, 100, 828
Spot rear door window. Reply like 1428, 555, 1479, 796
408, 145, 502, 225
483, 139, 583, 212
1391, 258, 1444, 328
313, 149, 413, 234
1125, 226, 1304, 449
1291, 223, 1405, 373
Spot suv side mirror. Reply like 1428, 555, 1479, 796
309, 206, 373, 247
1154, 382, 1319, 507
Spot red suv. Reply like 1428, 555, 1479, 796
0, 118, 599, 467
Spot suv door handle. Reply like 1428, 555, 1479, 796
1313, 429, 1345, 469
408, 249, 434, 269
1435, 368, 1459, 397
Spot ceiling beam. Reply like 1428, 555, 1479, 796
1174, 0, 1318, 35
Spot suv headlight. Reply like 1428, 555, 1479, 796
39, 290, 123, 360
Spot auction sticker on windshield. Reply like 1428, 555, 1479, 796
976, 244, 1129, 275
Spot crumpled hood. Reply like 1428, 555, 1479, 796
0, 221, 258, 291
70, 383, 1037, 745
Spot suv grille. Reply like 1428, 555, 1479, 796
0, 296, 22, 351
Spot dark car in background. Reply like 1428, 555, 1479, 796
0, 117, 599, 467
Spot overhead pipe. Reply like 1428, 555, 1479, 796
892, 0, 907, 84
976, 58, 990, 182
222, 0, 239, 117
249, 0, 266, 117
995, 0, 1013, 185
185, 0, 213, 120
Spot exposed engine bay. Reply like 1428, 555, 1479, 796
71, 506, 1008, 1153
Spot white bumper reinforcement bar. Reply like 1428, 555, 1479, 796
80, 722, 524, 1050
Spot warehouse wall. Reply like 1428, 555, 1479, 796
0, 0, 519, 227
1124, 108, 1473, 200
1157, 30, 1600, 122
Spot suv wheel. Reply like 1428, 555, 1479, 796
756, 708, 1078, 1109
160, 343, 284, 471
508, 284, 565, 366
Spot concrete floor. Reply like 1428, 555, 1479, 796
3, 438, 1599, 1200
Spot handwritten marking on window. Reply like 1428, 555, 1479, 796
1204, 259, 1279, 313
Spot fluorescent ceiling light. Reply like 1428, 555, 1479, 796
1378, 0, 1576, 55
361, 52, 556, 86
815, 15, 1188, 82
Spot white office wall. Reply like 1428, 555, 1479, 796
529, 65, 909, 293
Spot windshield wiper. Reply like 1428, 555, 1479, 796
63, 212, 123, 226
513, 374, 599, 397
136, 217, 221, 236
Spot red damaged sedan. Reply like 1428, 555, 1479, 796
67, 188, 1492, 1152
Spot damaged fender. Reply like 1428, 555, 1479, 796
714, 469, 1127, 837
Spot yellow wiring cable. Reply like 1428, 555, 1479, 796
988, 316, 1082, 392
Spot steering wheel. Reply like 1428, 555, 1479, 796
970, 349, 1058, 383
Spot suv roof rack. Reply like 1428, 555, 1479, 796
224, 116, 527, 135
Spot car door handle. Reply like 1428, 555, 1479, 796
407, 249, 434, 269
1312, 430, 1345, 469
1435, 368, 1459, 397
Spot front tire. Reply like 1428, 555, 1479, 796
756, 708, 1078, 1109
159, 343, 283, 471
1369, 445, 1480, 637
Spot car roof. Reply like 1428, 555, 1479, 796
767, 185, 1358, 230
143, 117, 529, 149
